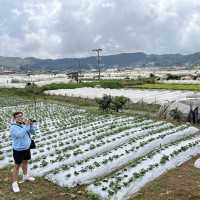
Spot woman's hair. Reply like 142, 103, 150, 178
13, 111, 23, 118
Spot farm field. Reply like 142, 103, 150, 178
159, 80, 200, 84
135, 83, 200, 91
0, 97, 200, 200
1, 155, 200, 200
45, 87, 200, 105
0, 74, 71, 88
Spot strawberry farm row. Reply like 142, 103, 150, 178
0, 101, 199, 200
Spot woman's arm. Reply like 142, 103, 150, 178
10, 125, 27, 138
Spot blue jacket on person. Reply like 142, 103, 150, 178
10, 123, 36, 151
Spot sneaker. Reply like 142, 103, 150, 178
12, 181, 20, 193
23, 174, 35, 182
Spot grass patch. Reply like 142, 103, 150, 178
38, 79, 148, 90
134, 83, 200, 91
127, 102, 160, 113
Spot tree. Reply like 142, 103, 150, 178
166, 73, 181, 80
111, 96, 129, 112
95, 94, 112, 112
149, 73, 156, 79
96, 95, 130, 112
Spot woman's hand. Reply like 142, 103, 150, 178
22, 118, 31, 125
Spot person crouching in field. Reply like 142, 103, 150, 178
10, 112, 36, 193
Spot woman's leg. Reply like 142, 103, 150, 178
22, 159, 35, 181
12, 163, 20, 182
22, 160, 28, 175
12, 164, 21, 192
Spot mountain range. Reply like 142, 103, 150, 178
1, 52, 200, 72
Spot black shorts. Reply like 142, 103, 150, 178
13, 149, 31, 165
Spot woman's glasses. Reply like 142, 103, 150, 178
15, 115, 23, 119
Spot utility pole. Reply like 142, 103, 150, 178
78, 60, 82, 83
92, 48, 103, 80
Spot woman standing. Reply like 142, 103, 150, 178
10, 111, 36, 193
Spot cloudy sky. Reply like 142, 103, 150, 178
0, 0, 200, 58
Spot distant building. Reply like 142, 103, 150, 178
0, 70, 16, 75
181, 75, 194, 80
67, 72, 79, 83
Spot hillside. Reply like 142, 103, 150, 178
1, 52, 200, 71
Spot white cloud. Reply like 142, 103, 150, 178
12, 8, 22, 16
0, 0, 200, 58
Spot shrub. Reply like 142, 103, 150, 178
96, 95, 129, 112
95, 94, 112, 111
0, 155, 4, 160
166, 73, 181, 80
160, 155, 169, 164
169, 108, 182, 121
111, 96, 129, 112
41, 160, 48, 167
